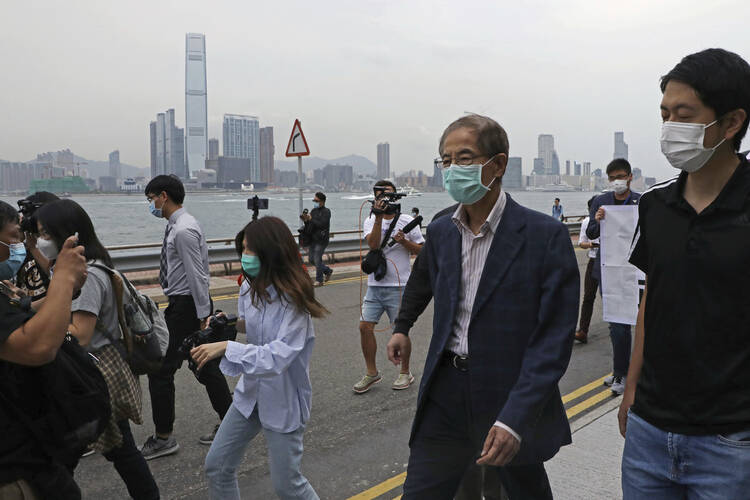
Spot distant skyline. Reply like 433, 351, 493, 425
0, 1, 748, 182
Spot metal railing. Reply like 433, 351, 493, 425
110, 220, 584, 274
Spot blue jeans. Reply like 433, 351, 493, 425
205, 405, 318, 500
308, 242, 331, 283
361, 286, 404, 324
609, 322, 631, 377
622, 410, 750, 499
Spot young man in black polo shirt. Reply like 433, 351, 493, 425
619, 48, 750, 498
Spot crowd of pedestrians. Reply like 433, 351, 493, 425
1, 47, 750, 500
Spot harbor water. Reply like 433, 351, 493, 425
0, 190, 599, 246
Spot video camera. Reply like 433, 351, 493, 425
178, 312, 239, 374
369, 188, 407, 216
17, 199, 44, 234
247, 195, 269, 221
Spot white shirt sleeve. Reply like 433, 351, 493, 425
362, 215, 374, 239
579, 218, 591, 246
493, 420, 522, 443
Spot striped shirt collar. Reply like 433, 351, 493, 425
452, 189, 507, 236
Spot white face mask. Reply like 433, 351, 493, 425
37, 237, 59, 260
610, 179, 629, 195
660, 120, 726, 173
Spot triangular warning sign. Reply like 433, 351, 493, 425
285, 119, 310, 157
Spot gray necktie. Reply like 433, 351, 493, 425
159, 224, 171, 289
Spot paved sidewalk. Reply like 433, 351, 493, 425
548, 398, 624, 499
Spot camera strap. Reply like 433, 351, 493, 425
379, 213, 400, 251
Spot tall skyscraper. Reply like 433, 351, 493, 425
208, 138, 219, 161
538, 134, 560, 175
583, 162, 592, 176
565, 160, 571, 176
533, 158, 545, 175
377, 142, 390, 179
108, 150, 121, 179
504, 157, 523, 189
259, 127, 275, 183
574, 161, 582, 176
614, 131, 629, 160
149, 122, 157, 178
185, 33, 208, 177
223, 114, 259, 181
149, 109, 185, 178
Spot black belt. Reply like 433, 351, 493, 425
442, 351, 469, 372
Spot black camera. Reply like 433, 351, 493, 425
300, 208, 309, 219
247, 195, 269, 221
17, 199, 44, 234
178, 312, 238, 374
370, 188, 407, 215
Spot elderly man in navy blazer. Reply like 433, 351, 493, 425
387, 115, 579, 499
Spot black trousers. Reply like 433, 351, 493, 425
578, 257, 599, 333
402, 363, 553, 500
147, 295, 232, 435
102, 420, 160, 499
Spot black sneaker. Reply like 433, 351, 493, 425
199, 424, 220, 445
140, 435, 179, 460
324, 269, 333, 283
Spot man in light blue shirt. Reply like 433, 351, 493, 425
140, 175, 232, 460
552, 198, 564, 221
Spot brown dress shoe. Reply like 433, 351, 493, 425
574, 330, 588, 344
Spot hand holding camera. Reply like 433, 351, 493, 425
54, 235, 87, 292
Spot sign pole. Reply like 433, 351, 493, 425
298, 156, 303, 214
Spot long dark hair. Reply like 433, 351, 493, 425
36, 200, 114, 268
241, 216, 327, 318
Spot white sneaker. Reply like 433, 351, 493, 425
603, 375, 615, 387
392, 372, 415, 390
611, 376, 626, 396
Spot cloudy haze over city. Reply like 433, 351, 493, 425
1, 0, 748, 181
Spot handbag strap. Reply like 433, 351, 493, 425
379, 213, 401, 250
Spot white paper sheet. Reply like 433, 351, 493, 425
600, 205, 644, 325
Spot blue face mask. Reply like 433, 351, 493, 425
441, 157, 497, 205
312, 202, 320, 209
241, 254, 261, 278
149, 200, 163, 218
0, 241, 27, 281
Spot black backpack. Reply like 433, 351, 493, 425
0, 333, 111, 465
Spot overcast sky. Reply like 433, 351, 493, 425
1, 0, 748, 180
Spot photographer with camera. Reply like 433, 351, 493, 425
14, 192, 60, 300
300, 192, 332, 286
140, 175, 232, 459
35, 200, 159, 499
191, 216, 327, 500
354, 180, 424, 394
0, 201, 89, 499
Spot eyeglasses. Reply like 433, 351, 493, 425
607, 173, 629, 182
435, 154, 495, 169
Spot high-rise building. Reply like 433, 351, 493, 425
259, 127, 274, 183
504, 157, 523, 189
185, 33, 208, 177
431, 159, 443, 188
565, 160, 571, 176
149, 122, 157, 178
217, 156, 251, 186
583, 162, 592, 176
208, 138, 219, 161
574, 161, 582, 176
108, 150, 121, 179
223, 114, 260, 181
149, 109, 185, 178
633, 167, 642, 180
614, 131, 629, 160
537, 134, 560, 175
377, 142, 390, 179
533, 158, 545, 175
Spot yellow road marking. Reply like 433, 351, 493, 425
347, 375, 615, 500
561, 373, 611, 404
565, 388, 614, 419
347, 472, 407, 500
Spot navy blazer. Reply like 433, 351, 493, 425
412, 195, 580, 464
585, 190, 641, 282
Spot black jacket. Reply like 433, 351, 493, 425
393, 204, 457, 335
305, 206, 331, 245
